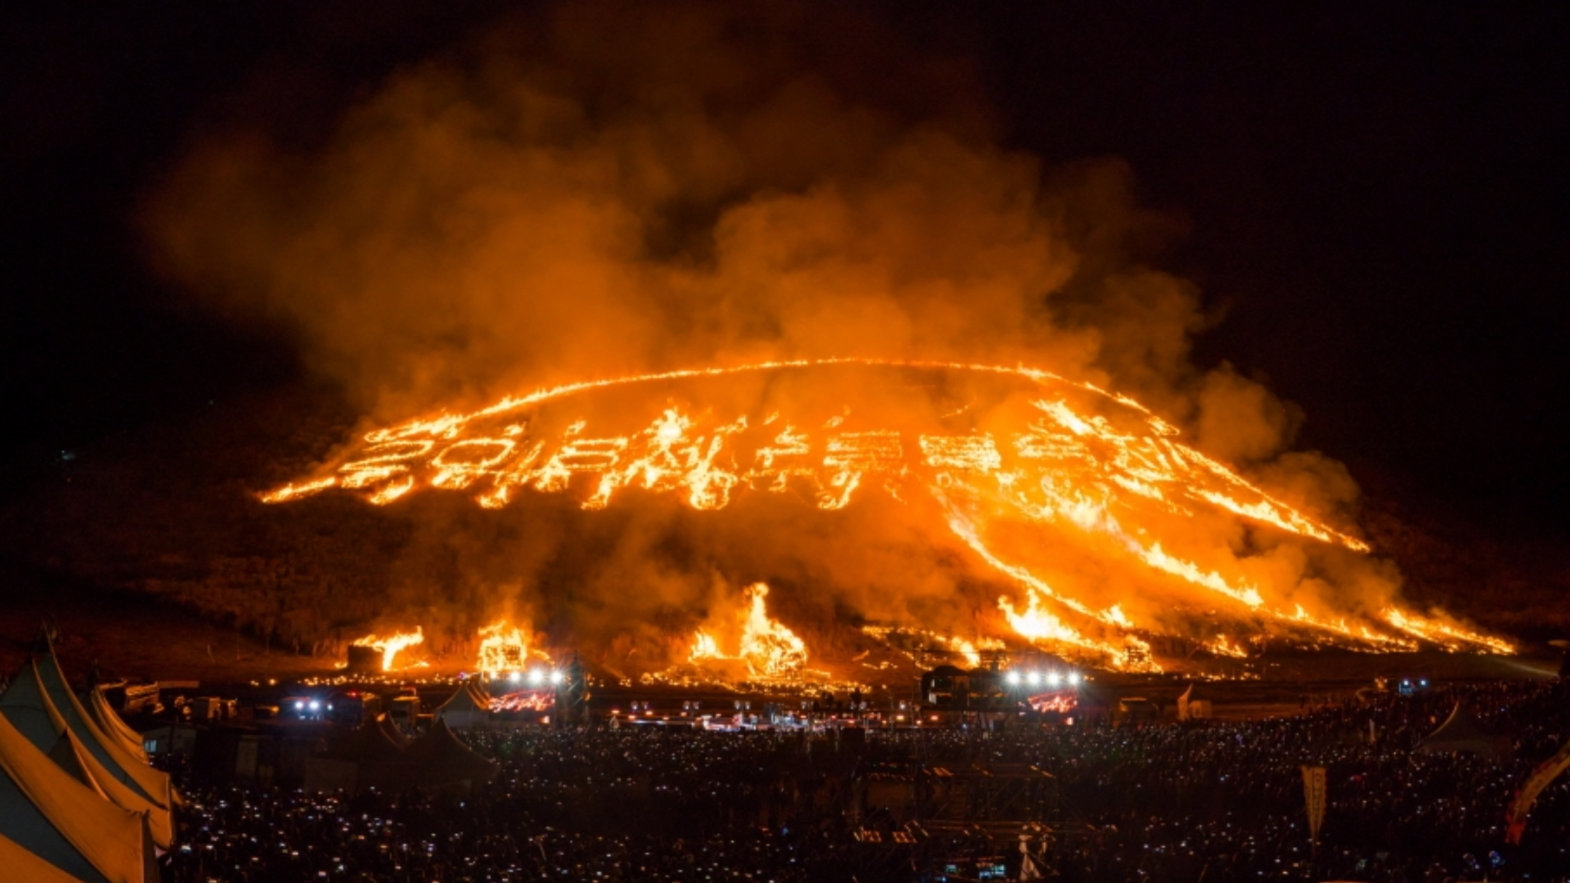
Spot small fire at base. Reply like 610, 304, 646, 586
685, 583, 808, 680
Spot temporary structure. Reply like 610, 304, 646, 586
0, 711, 159, 883
52, 715, 174, 851
1, 658, 174, 849
81, 687, 149, 763
434, 680, 491, 729
402, 717, 498, 795
316, 716, 410, 791
0, 832, 96, 883
376, 712, 410, 748
33, 650, 177, 812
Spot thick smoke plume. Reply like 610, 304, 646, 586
145, 1, 1220, 421
140, 0, 1437, 668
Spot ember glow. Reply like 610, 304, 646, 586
352, 627, 425, 671
267, 358, 1512, 667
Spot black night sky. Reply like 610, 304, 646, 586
3, 1, 1567, 543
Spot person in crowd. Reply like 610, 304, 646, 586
159, 678, 1570, 882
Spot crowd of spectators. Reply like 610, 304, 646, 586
162, 677, 1570, 882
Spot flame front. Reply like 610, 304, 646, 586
267, 359, 1513, 666
1381, 607, 1513, 654
352, 627, 425, 671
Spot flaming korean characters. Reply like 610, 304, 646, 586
143, 3, 1511, 676
263, 359, 1510, 673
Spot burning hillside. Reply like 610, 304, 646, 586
124, 2, 1524, 680
262, 360, 1510, 671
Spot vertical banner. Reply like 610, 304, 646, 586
1301, 765, 1327, 847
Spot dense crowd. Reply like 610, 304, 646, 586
161, 677, 1570, 882
861, 678, 1570, 882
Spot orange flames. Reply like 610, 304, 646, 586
352, 627, 425, 671
687, 583, 808, 680
267, 358, 1513, 666
475, 621, 547, 675
1207, 634, 1248, 659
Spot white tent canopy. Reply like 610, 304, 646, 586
0, 832, 95, 883
57, 717, 174, 850
81, 687, 148, 764
0, 711, 159, 883
33, 652, 175, 813
435, 681, 492, 728
0, 664, 173, 849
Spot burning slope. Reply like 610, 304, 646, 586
263, 360, 1511, 668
